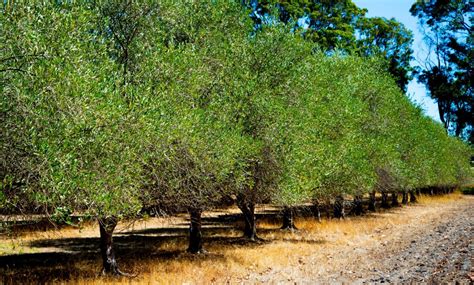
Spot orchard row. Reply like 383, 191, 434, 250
1, 1, 471, 275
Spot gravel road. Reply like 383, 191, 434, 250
361, 197, 473, 284
245, 196, 473, 284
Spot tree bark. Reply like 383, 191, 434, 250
187, 208, 204, 254
236, 195, 258, 241
410, 190, 417, 203
381, 192, 390, 208
333, 195, 345, 219
281, 206, 297, 230
311, 200, 322, 222
99, 217, 121, 275
352, 195, 364, 216
391, 192, 399, 207
402, 192, 408, 205
368, 191, 376, 212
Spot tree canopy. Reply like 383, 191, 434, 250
243, 0, 414, 92
411, 0, 473, 142
1, 0, 471, 222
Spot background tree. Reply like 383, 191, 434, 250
356, 17, 414, 92
243, 0, 366, 51
411, 0, 473, 142
242, 0, 414, 92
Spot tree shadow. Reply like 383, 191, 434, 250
0, 220, 269, 284
0, 197, 402, 283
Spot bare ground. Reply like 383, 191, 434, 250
0, 195, 473, 284
244, 195, 474, 284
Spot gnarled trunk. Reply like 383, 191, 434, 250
187, 208, 203, 254
401, 192, 408, 205
368, 191, 376, 212
311, 200, 322, 222
333, 195, 345, 219
352, 195, 364, 216
391, 192, 399, 207
409, 190, 417, 203
99, 217, 121, 275
381, 192, 390, 208
281, 206, 297, 230
237, 195, 257, 241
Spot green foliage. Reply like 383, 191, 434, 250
356, 17, 414, 92
1, 2, 146, 217
0, 0, 471, 222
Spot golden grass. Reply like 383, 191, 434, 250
1, 193, 470, 284
116, 215, 408, 284
417, 191, 464, 204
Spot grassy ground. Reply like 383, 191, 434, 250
0, 192, 468, 284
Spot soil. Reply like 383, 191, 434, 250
362, 203, 473, 284
245, 196, 474, 284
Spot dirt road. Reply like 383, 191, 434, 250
361, 200, 473, 284
244, 195, 473, 284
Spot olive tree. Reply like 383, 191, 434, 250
1, 2, 155, 274
138, 0, 260, 250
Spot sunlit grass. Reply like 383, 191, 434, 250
417, 191, 463, 204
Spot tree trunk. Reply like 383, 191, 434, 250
281, 206, 297, 230
333, 195, 345, 219
402, 192, 408, 205
326, 203, 331, 219
311, 200, 322, 222
352, 195, 364, 216
187, 208, 204, 254
409, 190, 417, 203
381, 192, 390, 208
237, 196, 258, 241
243, 204, 257, 240
368, 191, 376, 212
391, 192, 399, 207
99, 217, 121, 275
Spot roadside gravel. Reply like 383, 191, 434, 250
361, 197, 473, 284
246, 196, 473, 284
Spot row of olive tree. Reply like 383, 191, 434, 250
1, 0, 471, 275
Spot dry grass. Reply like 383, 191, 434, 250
0, 192, 469, 284
417, 191, 464, 204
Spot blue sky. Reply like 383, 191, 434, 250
353, 0, 440, 121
